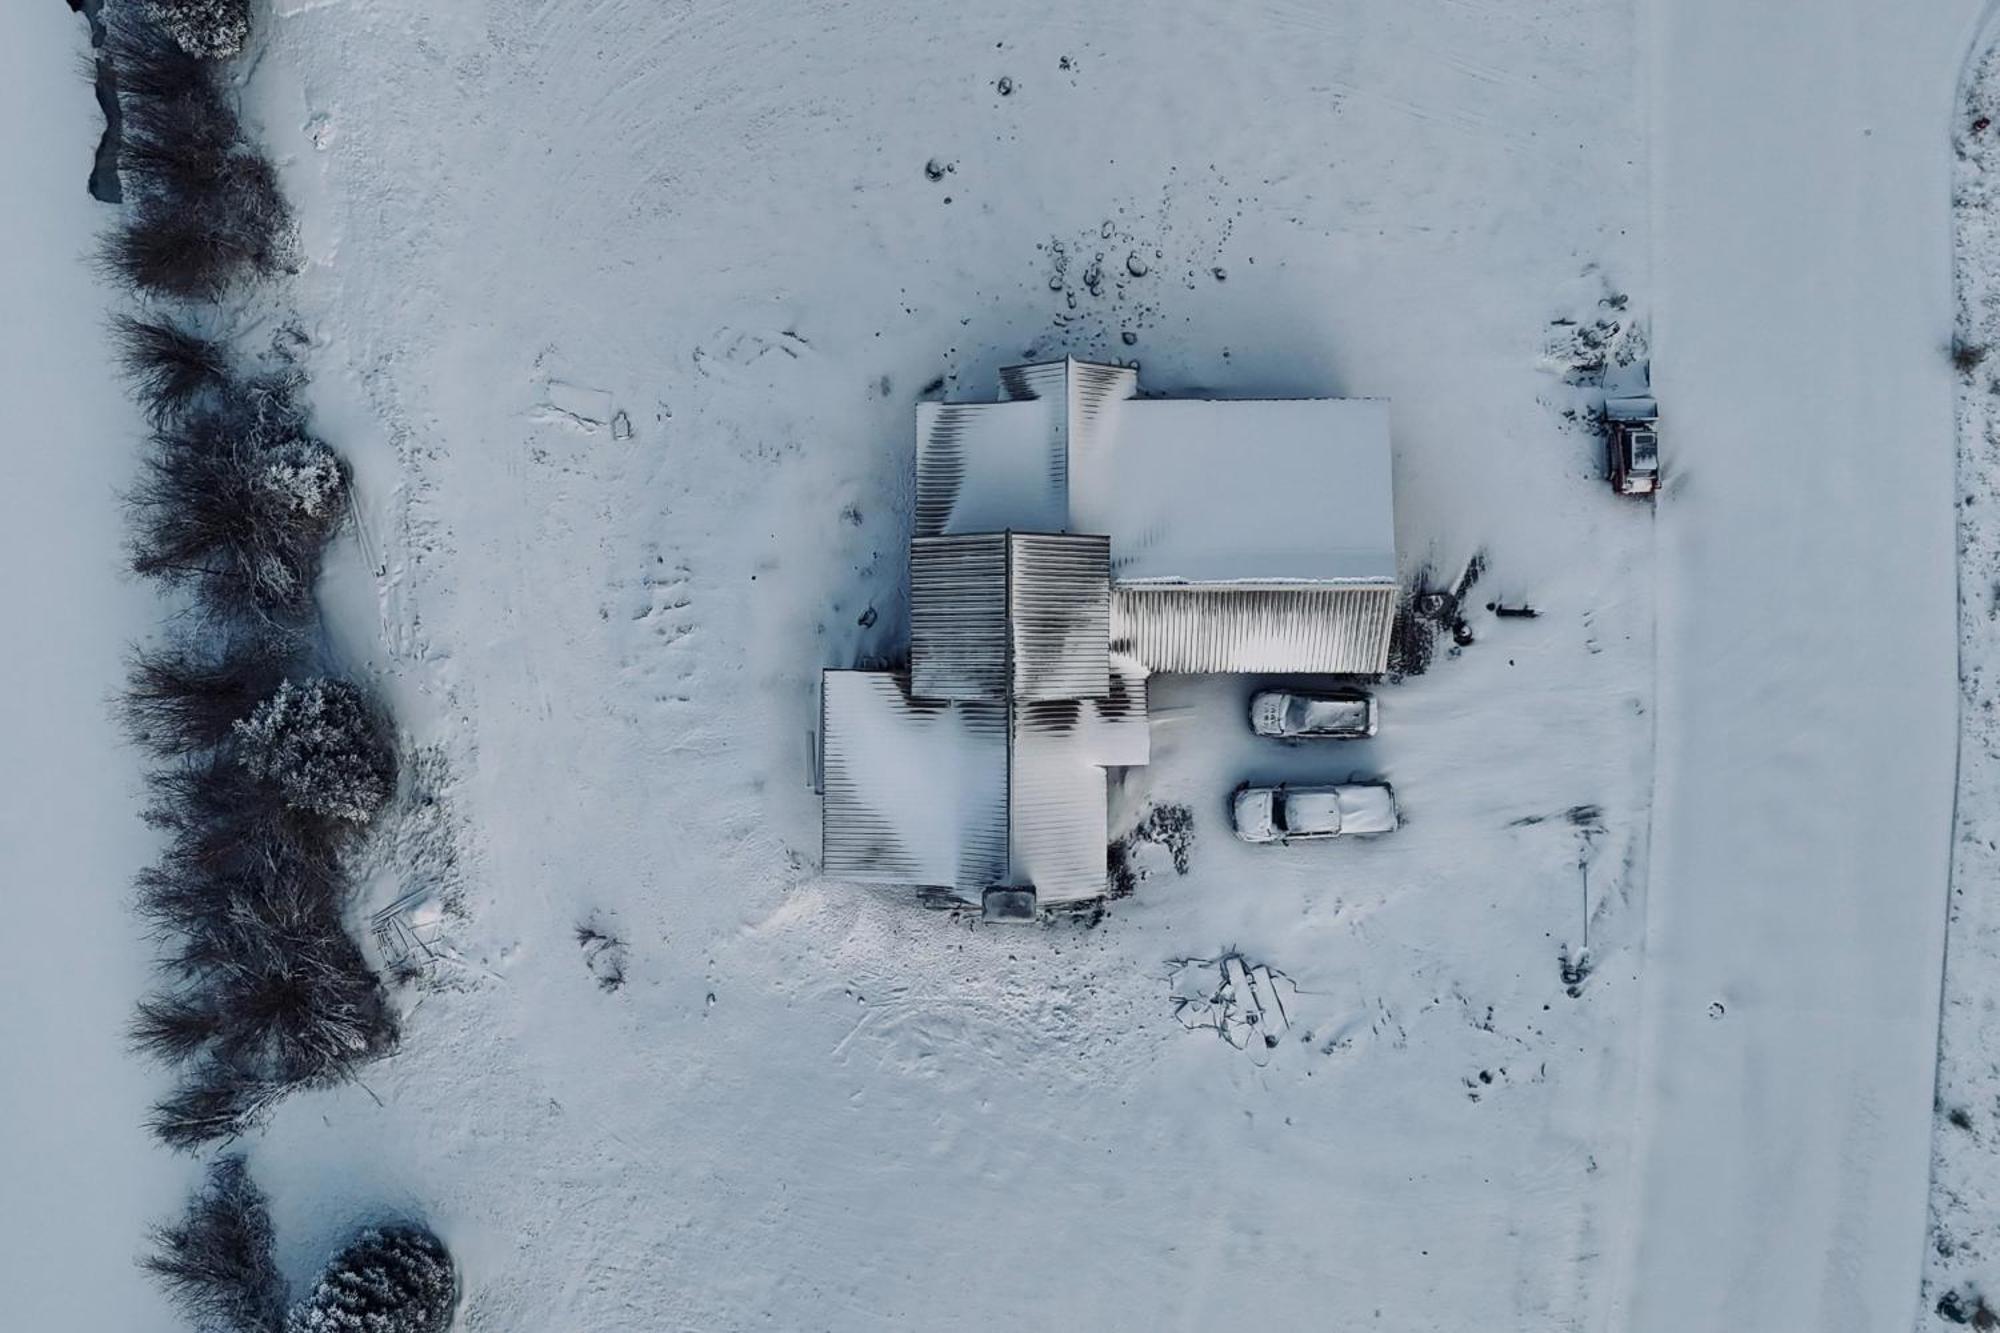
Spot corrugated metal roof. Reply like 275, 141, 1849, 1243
914, 400, 1064, 537
820, 671, 1007, 888
1112, 583, 1399, 674
1007, 533, 1109, 701
1005, 666, 1151, 903
911, 532, 1112, 703
1007, 704, 1111, 904
909, 534, 1009, 700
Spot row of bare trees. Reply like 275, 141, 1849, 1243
95, 10, 453, 1327
100, 2, 400, 1153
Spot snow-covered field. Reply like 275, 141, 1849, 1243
7, 0, 1997, 1328
0, 8, 192, 1328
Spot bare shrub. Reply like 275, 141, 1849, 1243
122, 633, 287, 756
103, 191, 285, 302
104, 12, 213, 105
102, 10, 291, 299
148, 1055, 282, 1153
142, 1154, 286, 1332
127, 400, 347, 622
112, 314, 232, 424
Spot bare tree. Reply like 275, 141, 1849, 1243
101, 9, 291, 299
127, 402, 347, 624
148, 1057, 281, 1153
140, 1154, 286, 1332
111, 314, 232, 424
122, 633, 287, 756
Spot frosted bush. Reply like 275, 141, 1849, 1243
287, 1227, 456, 1333
144, 0, 252, 59
263, 440, 347, 522
234, 678, 393, 824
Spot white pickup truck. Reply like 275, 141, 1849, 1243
1231, 782, 1398, 843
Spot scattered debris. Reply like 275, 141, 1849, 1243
1389, 551, 1485, 679
1935, 1285, 1998, 1327
1540, 272, 1646, 385
1487, 601, 1538, 619
545, 380, 615, 427
857, 606, 877, 628
371, 891, 451, 982
996, 75, 1014, 96
575, 921, 629, 992
1559, 945, 1593, 998
1168, 952, 1295, 1055
1108, 802, 1194, 897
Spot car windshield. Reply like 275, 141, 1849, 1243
1296, 696, 1364, 730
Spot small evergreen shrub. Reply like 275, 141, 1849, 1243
288, 1226, 457, 1333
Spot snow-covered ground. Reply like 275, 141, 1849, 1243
1927, 19, 2000, 1327
8, 0, 1996, 1329
245, 2, 1657, 1326
0, 8, 186, 1328
1619, 3, 1983, 1330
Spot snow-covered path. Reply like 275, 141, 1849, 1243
0, 9, 183, 1328
1620, 3, 1985, 1328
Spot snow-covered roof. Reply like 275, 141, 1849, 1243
820, 667, 1147, 898
909, 533, 1110, 702
820, 671, 1007, 888
1007, 670, 1150, 903
1070, 398, 1398, 585
912, 363, 1397, 587
914, 400, 1065, 537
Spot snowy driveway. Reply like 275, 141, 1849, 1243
1620, 3, 1987, 1328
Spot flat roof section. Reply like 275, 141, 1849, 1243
1070, 397, 1397, 585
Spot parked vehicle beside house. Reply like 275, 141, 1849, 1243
1231, 781, 1398, 843
1249, 688, 1377, 739
1605, 394, 1660, 496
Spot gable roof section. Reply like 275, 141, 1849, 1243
909, 533, 1009, 700
910, 532, 1110, 703
914, 400, 1065, 537
1006, 533, 1109, 700
820, 668, 1148, 898
820, 671, 1008, 888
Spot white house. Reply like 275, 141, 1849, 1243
820, 358, 1398, 911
